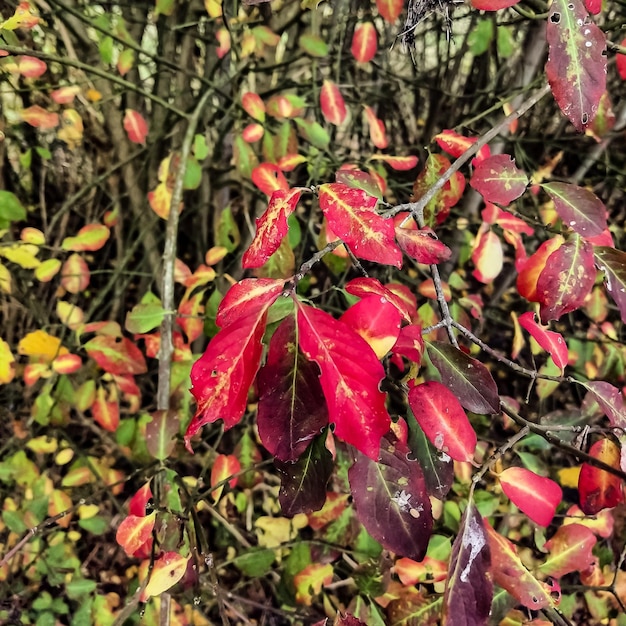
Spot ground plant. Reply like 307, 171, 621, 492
1, 0, 626, 624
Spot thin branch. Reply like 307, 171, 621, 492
157, 88, 214, 412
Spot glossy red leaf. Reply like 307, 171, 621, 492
376, 0, 403, 22
84, 336, 147, 375
412, 154, 466, 226
539, 523, 597, 579
123, 109, 148, 144
470, 154, 528, 205
242, 188, 303, 268
516, 236, 564, 302
408, 381, 477, 463
442, 502, 492, 626
257, 316, 329, 462
296, 302, 391, 460
251, 163, 289, 195
216, 278, 285, 328
320, 80, 347, 126
185, 282, 283, 450
427, 342, 500, 414
434, 130, 491, 166
277, 436, 333, 516
363, 105, 388, 149
541, 182, 607, 237
484, 520, 559, 610
369, 154, 418, 171
318, 183, 402, 267
499, 467, 562, 526
545, 0, 607, 131
345, 277, 413, 322
518, 311, 568, 371
351, 22, 377, 63
594, 247, 626, 323
392, 324, 425, 365
578, 438, 624, 514
241, 91, 266, 122
349, 435, 433, 560
471, 0, 520, 9
340, 296, 402, 359
395, 226, 452, 265
536, 234, 596, 322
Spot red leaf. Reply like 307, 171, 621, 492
376, 0, 403, 22
242, 123, 264, 143
345, 277, 413, 322
20, 105, 59, 129
541, 182, 607, 238
392, 324, 424, 364
123, 109, 148, 144
296, 302, 391, 460
318, 183, 402, 267
617, 40, 626, 80
335, 168, 383, 200
216, 278, 285, 328
340, 296, 402, 359
584, 0, 601, 13
251, 163, 289, 195
185, 282, 283, 449
499, 467, 562, 526
407, 381, 477, 463
434, 130, 491, 166
177, 291, 205, 343
242, 188, 303, 268
395, 226, 452, 264
578, 438, 624, 514
484, 519, 559, 610
545, 0, 607, 131
363, 105, 388, 149
241, 92, 266, 122
349, 435, 432, 560
92, 386, 120, 432
540, 523, 597, 578
518, 311, 568, 371
443, 503, 492, 626
320, 80, 347, 126
351, 22, 377, 63
18, 55, 47, 77
582, 381, 626, 429
594, 247, 626, 323
129, 482, 153, 516
84, 336, 147, 375
369, 154, 418, 171
257, 316, 329, 462
536, 234, 596, 322
470, 154, 529, 205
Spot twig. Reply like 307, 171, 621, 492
157, 88, 214, 412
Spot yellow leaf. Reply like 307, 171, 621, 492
0, 243, 41, 269
557, 466, 581, 489
141, 552, 190, 601
18, 330, 68, 362
35, 258, 61, 282
0, 263, 11, 294
57, 109, 84, 150
56, 300, 85, 330
0, 339, 16, 384
255, 514, 308, 548
204, 0, 222, 17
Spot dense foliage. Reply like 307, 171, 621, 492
1, 0, 626, 623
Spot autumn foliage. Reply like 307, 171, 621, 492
2, 0, 626, 623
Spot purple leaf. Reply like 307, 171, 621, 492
594, 247, 626, 323
349, 435, 433, 560
443, 502, 492, 626
545, 0, 607, 131
427, 342, 500, 414
542, 182, 607, 238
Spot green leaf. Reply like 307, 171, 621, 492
194, 134, 210, 160
216, 206, 241, 252
66, 578, 97, 599
294, 118, 330, 150
233, 549, 275, 577
79, 516, 108, 535
468, 20, 493, 55
0, 190, 27, 222
298, 33, 329, 57
2, 509, 27, 534
99, 36, 114, 64
125, 302, 167, 333
183, 156, 202, 190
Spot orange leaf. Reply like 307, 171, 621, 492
116, 512, 156, 556
251, 163, 289, 195
20, 105, 59, 129
123, 109, 149, 144
18, 56, 47, 78
242, 92, 266, 122
51, 85, 81, 104
92, 386, 120, 432
578, 438, 624, 514
294, 563, 333, 605
84, 335, 147, 375
61, 253, 90, 293
52, 353, 83, 374
61, 223, 110, 252
363, 105, 388, 149
140, 552, 190, 601
376, 0, 403, 21
211, 454, 241, 502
